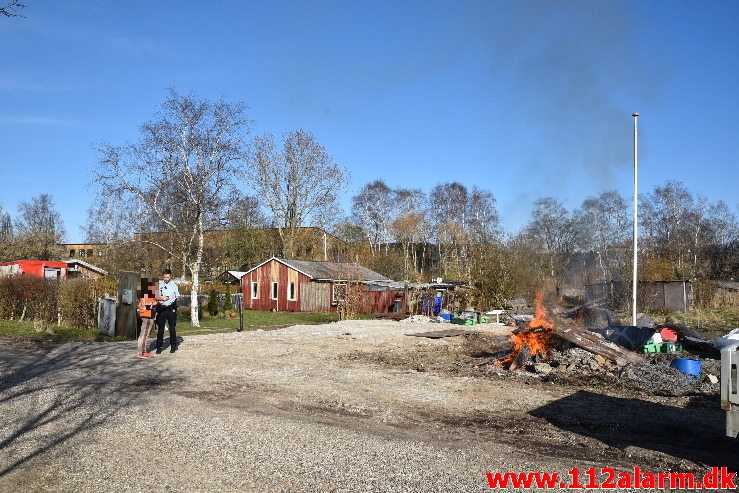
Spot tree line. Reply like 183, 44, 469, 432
0, 90, 737, 322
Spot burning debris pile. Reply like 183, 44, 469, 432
497, 292, 554, 371
489, 293, 721, 396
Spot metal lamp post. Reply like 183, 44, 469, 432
632, 112, 639, 326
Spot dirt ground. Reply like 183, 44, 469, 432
0, 319, 736, 491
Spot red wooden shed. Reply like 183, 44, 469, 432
241, 257, 404, 314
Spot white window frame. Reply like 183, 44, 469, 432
251, 281, 258, 299
271, 281, 279, 300
287, 281, 296, 301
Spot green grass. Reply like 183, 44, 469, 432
0, 310, 343, 342
609, 307, 739, 340
177, 310, 341, 335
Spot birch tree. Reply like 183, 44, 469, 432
0, 202, 13, 261
579, 190, 630, 282
246, 129, 348, 258
92, 89, 249, 326
523, 197, 582, 298
352, 180, 394, 254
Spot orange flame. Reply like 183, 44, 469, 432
497, 292, 553, 368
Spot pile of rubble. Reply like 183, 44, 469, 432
401, 315, 438, 323
490, 312, 728, 396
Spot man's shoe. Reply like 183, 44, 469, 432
136, 354, 149, 359
142, 352, 154, 358
170, 345, 178, 353
155, 348, 163, 354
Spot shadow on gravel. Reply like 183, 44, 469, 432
0, 342, 169, 477
529, 390, 738, 472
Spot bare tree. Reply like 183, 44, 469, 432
640, 180, 699, 278
391, 187, 428, 277
428, 183, 500, 284
579, 190, 630, 282
13, 194, 66, 260
705, 200, 739, 279
0, 201, 13, 261
707, 200, 739, 248
523, 197, 582, 298
245, 129, 348, 258
467, 187, 500, 245
429, 182, 469, 279
92, 89, 250, 326
351, 180, 394, 254
1, 1, 25, 18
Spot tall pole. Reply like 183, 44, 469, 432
632, 112, 639, 326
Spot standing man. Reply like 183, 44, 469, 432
155, 268, 180, 354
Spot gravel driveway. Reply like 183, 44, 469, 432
0, 320, 735, 492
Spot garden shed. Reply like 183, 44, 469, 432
241, 257, 401, 314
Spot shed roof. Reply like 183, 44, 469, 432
246, 257, 391, 282
214, 270, 248, 284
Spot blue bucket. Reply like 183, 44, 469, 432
670, 358, 701, 379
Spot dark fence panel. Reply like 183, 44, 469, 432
585, 281, 692, 312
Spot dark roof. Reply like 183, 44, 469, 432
247, 257, 391, 282
213, 270, 247, 284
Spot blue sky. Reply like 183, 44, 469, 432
2, 0, 738, 244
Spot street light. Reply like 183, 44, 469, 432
632, 112, 639, 326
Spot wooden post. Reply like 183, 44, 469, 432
115, 271, 138, 339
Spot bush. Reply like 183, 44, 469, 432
207, 289, 219, 316
0, 275, 117, 330
58, 277, 113, 331
0, 275, 56, 322
223, 285, 234, 312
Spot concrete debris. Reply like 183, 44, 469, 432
619, 361, 702, 396
401, 315, 438, 323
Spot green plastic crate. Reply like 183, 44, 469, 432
642, 340, 661, 353
660, 342, 683, 353
451, 317, 476, 326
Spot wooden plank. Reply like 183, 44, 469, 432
554, 326, 643, 366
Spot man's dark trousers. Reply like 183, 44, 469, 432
155, 306, 177, 350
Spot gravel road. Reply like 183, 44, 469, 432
0, 320, 735, 492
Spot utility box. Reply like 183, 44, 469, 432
721, 348, 739, 438
97, 295, 117, 336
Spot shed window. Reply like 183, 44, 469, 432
287, 282, 296, 301
251, 281, 258, 299
271, 282, 278, 300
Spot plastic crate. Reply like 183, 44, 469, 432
479, 316, 489, 324
660, 342, 683, 353
451, 317, 475, 326
642, 340, 661, 353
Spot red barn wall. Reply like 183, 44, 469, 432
242, 259, 309, 312
241, 259, 406, 314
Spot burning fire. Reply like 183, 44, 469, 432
498, 292, 554, 368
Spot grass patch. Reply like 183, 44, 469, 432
177, 310, 341, 335
0, 310, 343, 342
609, 307, 739, 340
